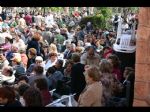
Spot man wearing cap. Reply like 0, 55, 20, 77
11, 53, 26, 79
6, 45, 18, 64
26, 56, 45, 76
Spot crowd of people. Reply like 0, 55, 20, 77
0, 9, 137, 107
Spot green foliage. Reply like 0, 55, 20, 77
79, 15, 105, 29
49, 7, 63, 12
79, 7, 112, 29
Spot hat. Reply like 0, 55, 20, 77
11, 53, 22, 63
35, 56, 43, 61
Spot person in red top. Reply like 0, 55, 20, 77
102, 46, 113, 59
24, 13, 32, 26
107, 54, 122, 82
34, 78, 52, 106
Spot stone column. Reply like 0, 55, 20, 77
133, 7, 150, 106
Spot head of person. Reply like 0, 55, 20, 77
23, 87, 43, 106
35, 56, 43, 66
11, 45, 18, 52
33, 65, 44, 75
33, 32, 41, 41
99, 59, 113, 73
69, 43, 76, 52
84, 65, 101, 85
5, 37, 12, 44
11, 53, 22, 66
49, 43, 58, 54
64, 60, 74, 72
46, 67, 56, 77
77, 40, 84, 47
34, 78, 49, 91
2, 66, 14, 77
17, 75, 29, 86
18, 83, 30, 96
28, 48, 37, 58
71, 53, 80, 63
87, 46, 96, 58
49, 52, 57, 63
0, 86, 16, 105
103, 46, 111, 54
0, 52, 5, 61
107, 54, 120, 68
123, 67, 135, 79
55, 59, 63, 69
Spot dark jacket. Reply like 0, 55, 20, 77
27, 57, 36, 69
26, 38, 40, 56
4, 100, 22, 107
26, 64, 35, 76
47, 71, 63, 90
64, 50, 74, 60
14, 64, 26, 79
70, 63, 86, 101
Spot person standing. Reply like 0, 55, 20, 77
70, 53, 86, 101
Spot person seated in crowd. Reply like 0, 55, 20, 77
34, 78, 52, 106
102, 46, 113, 59
51, 59, 64, 74
0, 52, 9, 70
1, 36, 12, 56
64, 43, 76, 60
26, 56, 44, 76
107, 54, 122, 82
12, 33, 26, 52
0, 86, 22, 107
70, 53, 86, 101
0, 66, 15, 85
80, 45, 100, 66
49, 43, 58, 54
45, 52, 58, 71
27, 48, 37, 69
17, 83, 30, 106
26, 32, 41, 56
78, 65, 102, 107
63, 60, 74, 78
6, 45, 18, 65
23, 87, 43, 106
46, 66, 63, 90
11, 53, 26, 79
14, 75, 29, 89
19, 48, 28, 70
28, 65, 49, 87
99, 59, 123, 106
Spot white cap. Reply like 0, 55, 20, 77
35, 56, 43, 61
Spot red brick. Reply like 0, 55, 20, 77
136, 40, 149, 64
133, 99, 149, 107
134, 81, 148, 100
135, 64, 148, 81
